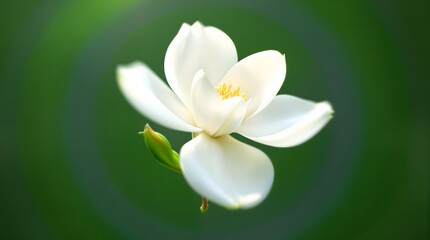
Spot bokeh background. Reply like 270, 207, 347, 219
1, 0, 428, 239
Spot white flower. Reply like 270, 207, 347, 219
117, 22, 333, 209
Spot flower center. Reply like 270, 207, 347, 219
215, 83, 246, 100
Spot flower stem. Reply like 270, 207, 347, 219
200, 197, 209, 213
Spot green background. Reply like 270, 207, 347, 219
1, 0, 428, 239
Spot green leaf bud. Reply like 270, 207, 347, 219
139, 124, 181, 173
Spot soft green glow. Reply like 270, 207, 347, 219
1, 0, 427, 239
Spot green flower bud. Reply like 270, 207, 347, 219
139, 124, 181, 173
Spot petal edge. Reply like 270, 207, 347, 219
117, 62, 200, 132
238, 95, 333, 147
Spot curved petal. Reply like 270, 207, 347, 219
221, 50, 286, 118
213, 97, 247, 137
180, 133, 274, 209
117, 62, 200, 132
237, 95, 334, 147
165, 22, 238, 108
191, 70, 246, 136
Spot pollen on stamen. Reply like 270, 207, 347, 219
215, 83, 247, 100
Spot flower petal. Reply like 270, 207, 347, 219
180, 133, 274, 209
213, 97, 247, 137
165, 22, 238, 108
237, 95, 334, 147
221, 50, 286, 118
117, 62, 200, 132
191, 70, 246, 136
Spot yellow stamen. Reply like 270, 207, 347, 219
215, 83, 246, 100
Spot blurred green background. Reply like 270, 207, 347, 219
1, 0, 428, 239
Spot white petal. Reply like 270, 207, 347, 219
180, 133, 274, 209
191, 70, 246, 136
213, 97, 247, 137
221, 50, 286, 118
237, 95, 334, 147
165, 22, 238, 108
117, 62, 200, 132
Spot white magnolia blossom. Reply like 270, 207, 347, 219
117, 22, 333, 209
